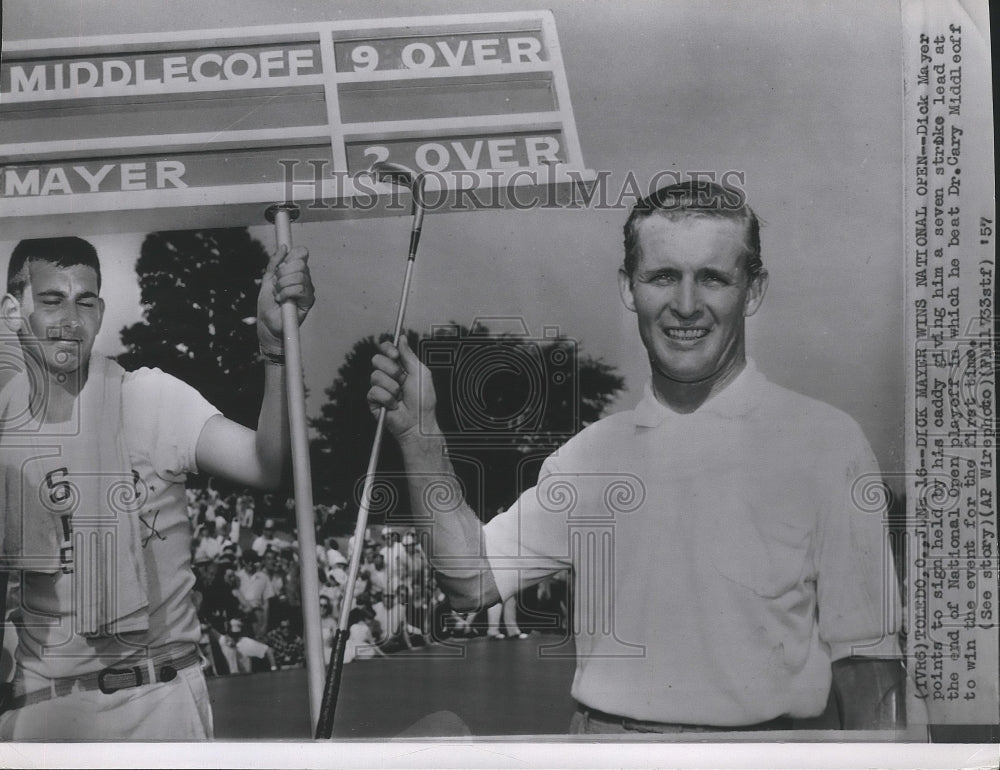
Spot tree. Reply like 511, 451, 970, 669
310, 323, 624, 527
117, 229, 270, 431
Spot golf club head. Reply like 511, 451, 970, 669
369, 161, 427, 201
369, 161, 417, 188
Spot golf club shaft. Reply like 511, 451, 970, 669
316, 192, 422, 739
316, 407, 388, 737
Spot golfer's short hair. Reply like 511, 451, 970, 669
622, 180, 763, 280
6, 237, 102, 300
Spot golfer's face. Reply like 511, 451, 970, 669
20, 261, 104, 376
619, 216, 765, 388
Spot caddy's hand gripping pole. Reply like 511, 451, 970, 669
264, 202, 324, 728
315, 164, 426, 739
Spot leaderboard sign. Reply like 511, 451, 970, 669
0, 12, 592, 236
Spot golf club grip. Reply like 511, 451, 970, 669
316, 628, 350, 738
408, 225, 422, 259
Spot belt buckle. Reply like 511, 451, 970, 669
97, 667, 129, 695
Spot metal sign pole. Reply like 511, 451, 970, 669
264, 202, 324, 728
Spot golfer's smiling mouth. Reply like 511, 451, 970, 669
664, 326, 710, 341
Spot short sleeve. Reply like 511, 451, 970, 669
483, 454, 575, 601
815, 421, 903, 659
123, 368, 222, 480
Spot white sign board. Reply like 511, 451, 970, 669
0, 12, 594, 236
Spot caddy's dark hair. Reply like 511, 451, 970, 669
6, 237, 102, 300
622, 180, 763, 280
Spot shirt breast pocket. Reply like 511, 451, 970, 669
707, 509, 813, 599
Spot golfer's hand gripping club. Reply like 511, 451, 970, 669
369, 338, 436, 442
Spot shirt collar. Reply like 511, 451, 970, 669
632, 358, 764, 427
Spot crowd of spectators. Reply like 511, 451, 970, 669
188, 486, 305, 675
186, 483, 569, 678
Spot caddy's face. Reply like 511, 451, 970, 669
20, 260, 104, 377
619, 215, 765, 389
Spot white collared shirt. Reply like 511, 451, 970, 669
484, 361, 901, 725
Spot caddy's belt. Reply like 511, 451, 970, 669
8, 647, 202, 711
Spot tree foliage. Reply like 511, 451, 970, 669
310, 322, 624, 526
117, 229, 270, 430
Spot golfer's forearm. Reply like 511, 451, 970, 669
397, 430, 501, 612
253, 361, 291, 488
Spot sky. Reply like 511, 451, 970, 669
1, 0, 906, 482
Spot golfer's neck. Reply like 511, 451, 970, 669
36, 361, 88, 423
650, 356, 746, 414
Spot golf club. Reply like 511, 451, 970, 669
315, 162, 427, 739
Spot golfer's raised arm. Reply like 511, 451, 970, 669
197, 245, 315, 489
369, 338, 500, 612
